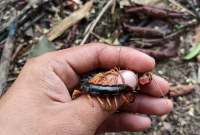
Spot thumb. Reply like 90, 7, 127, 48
67, 70, 138, 134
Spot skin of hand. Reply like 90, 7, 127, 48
0, 43, 173, 135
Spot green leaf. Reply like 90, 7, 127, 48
175, 24, 184, 29
184, 43, 200, 60
28, 36, 56, 59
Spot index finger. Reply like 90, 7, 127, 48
56, 43, 155, 73
42, 43, 155, 90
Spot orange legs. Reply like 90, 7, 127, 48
121, 95, 130, 106
87, 94, 94, 107
106, 97, 112, 110
97, 96, 106, 111
89, 73, 106, 84
72, 90, 94, 107
72, 90, 84, 99
72, 67, 135, 111
113, 96, 118, 108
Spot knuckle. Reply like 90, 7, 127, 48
25, 57, 37, 66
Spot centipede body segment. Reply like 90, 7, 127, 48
72, 68, 137, 111
72, 68, 162, 111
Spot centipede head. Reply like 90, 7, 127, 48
139, 72, 168, 104
138, 72, 153, 85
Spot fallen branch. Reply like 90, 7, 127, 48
80, 0, 114, 45
130, 29, 184, 43
0, 17, 18, 96
186, 0, 200, 21
46, 0, 93, 41
0, 0, 49, 42
168, 0, 196, 17
124, 2, 186, 18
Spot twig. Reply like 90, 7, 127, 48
168, 0, 196, 17
22, 13, 45, 32
0, 12, 3, 24
128, 0, 135, 7
11, 44, 24, 62
58, 0, 64, 18
186, 0, 200, 21
46, 0, 93, 41
2, 0, 18, 5
80, 0, 114, 45
0, 0, 49, 37
7, 77, 17, 82
130, 29, 184, 43
198, 63, 200, 84
0, 17, 18, 96
91, 32, 111, 44
111, 0, 116, 14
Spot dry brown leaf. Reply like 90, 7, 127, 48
170, 85, 196, 97
130, 38, 180, 60
46, 1, 93, 41
124, 4, 185, 18
123, 23, 164, 38
192, 25, 200, 46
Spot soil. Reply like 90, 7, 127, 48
0, 0, 200, 135
106, 31, 200, 135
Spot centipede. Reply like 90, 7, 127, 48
72, 67, 167, 111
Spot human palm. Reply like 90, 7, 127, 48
0, 43, 173, 135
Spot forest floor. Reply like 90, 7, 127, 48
0, 0, 200, 135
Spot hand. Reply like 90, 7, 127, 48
0, 43, 173, 135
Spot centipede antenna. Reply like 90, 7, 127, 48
114, 67, 125, 84
152, 77, 168, 104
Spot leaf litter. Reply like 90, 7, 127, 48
0, 0, 200, 134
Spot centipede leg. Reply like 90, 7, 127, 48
106, 78, 113, 85
106, 97, 112, 111
113, 67, 125, 84
87, 94, 94, 107
130, 94, 136, 103
113, 96, 118, 109
97, 96, 106, 111
125, 94, 135, 103
103, 69, 118, 76
137, 85, 140, 90
89, 73, 106, 84
72, 90, 84, 99
114, 75, 118, 85
121, 95, 130, 106
101, 78, 107, 85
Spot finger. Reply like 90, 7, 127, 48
59, 43, 155, 73
40, 43, 155, 90
138, 75, 169, 97
95, 112, 151, 134
119, 94, 173, 116
62, 95, 126, 134
60, 70, 139, 134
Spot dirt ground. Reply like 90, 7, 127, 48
106, 32, 200, 135
1, 0, 200, 135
